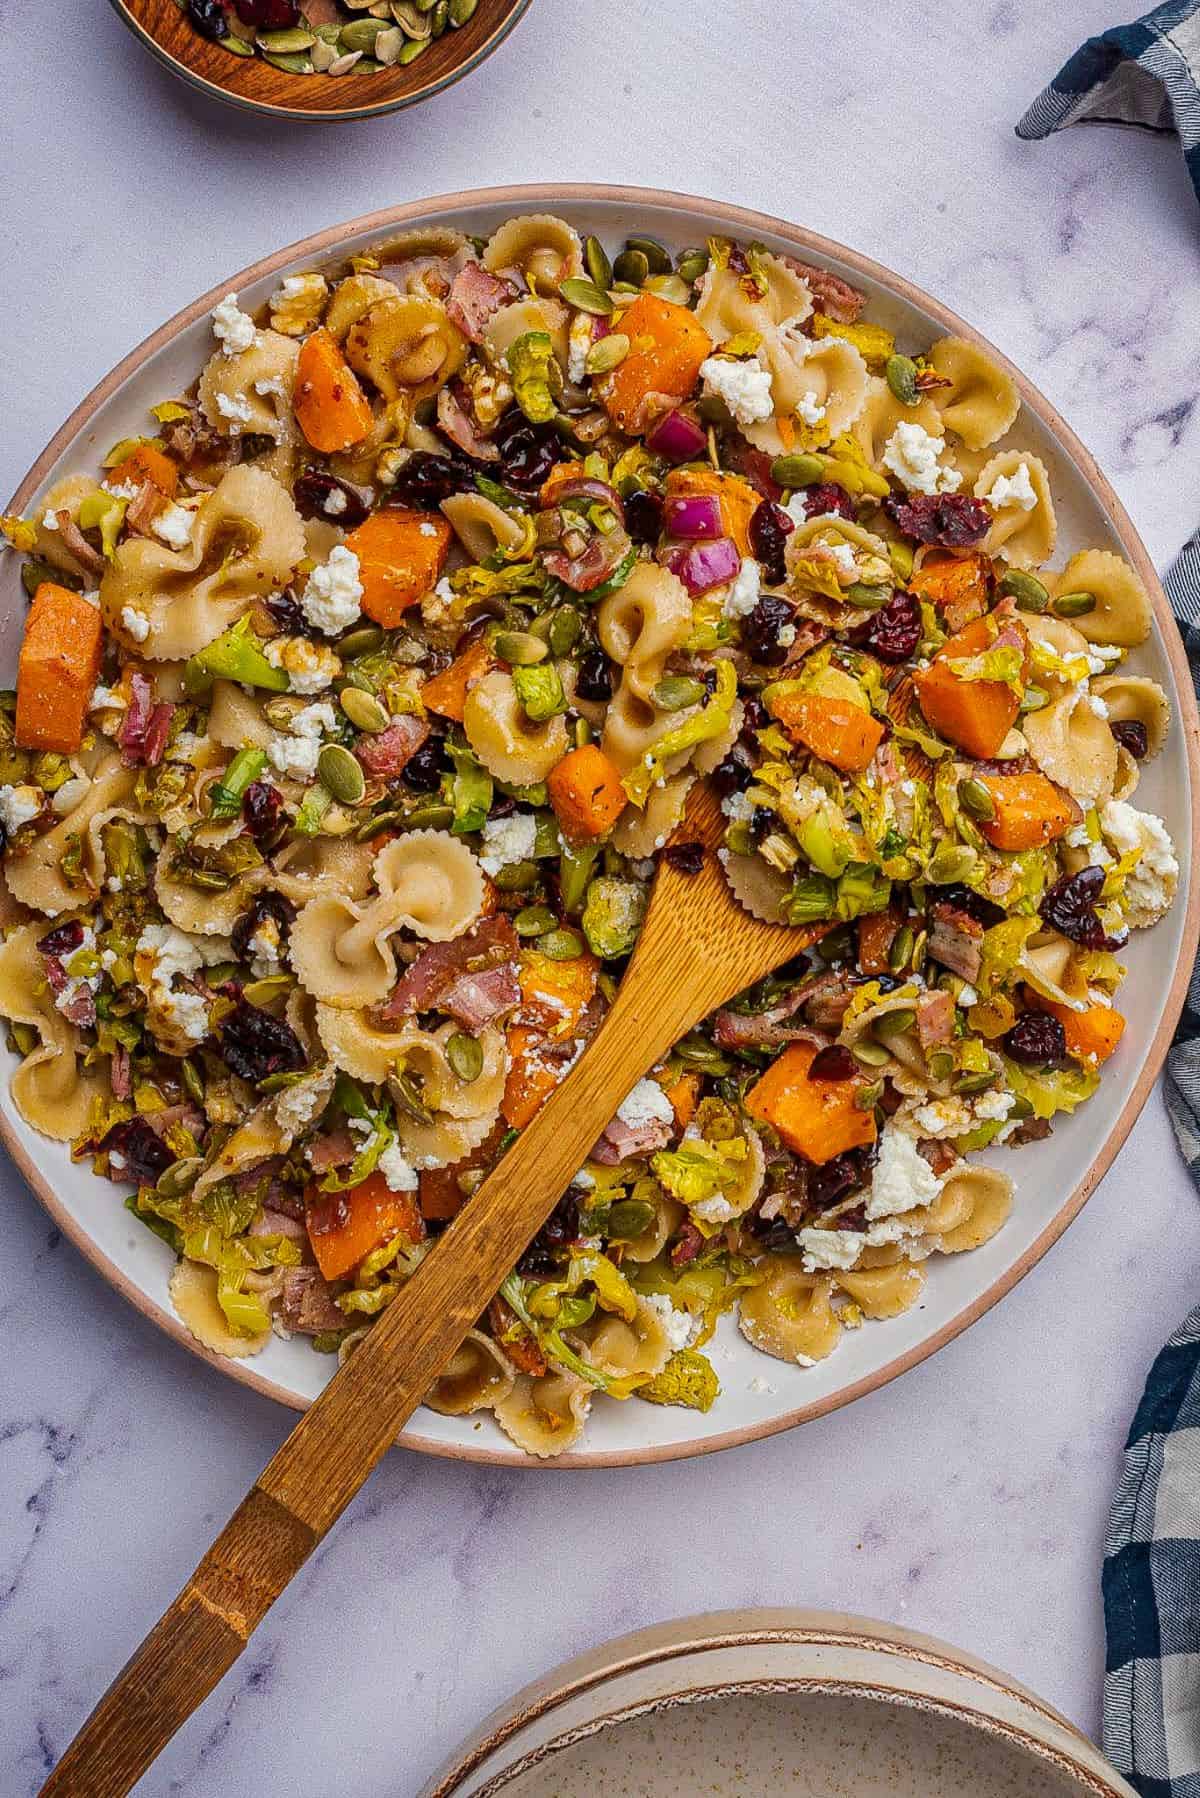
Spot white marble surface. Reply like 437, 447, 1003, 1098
3, 1, 1200, 1791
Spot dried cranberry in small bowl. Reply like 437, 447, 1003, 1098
232, 0, 299, 26
186, 0, 230, 38
1110, 718, 1148, 760
1004, 1012, 1067, 1067
220, 1001, 306, 1085
748, 500, 794, 584
864, 589, 921, 664
741, 593, 795, 666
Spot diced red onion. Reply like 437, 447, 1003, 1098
662, 494, 724, 541
666, 536, 741, 596
646, 408, 708, 463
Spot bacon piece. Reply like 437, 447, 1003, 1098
712, 984, 826, 1051
159, 403, 238, 479
53, 511, 105, 577
590, 1111, 674, 1166
355, 714, 430, 781
670, 1221, 704, 1267
118, 673, 174, 767
437, 382, 501, 461
927, 903, 984, 983
797, 969, 860, 1032
250, 1207, 308, 1245
446, 260, 516, 342
781, 257, 866, 322
440, 961, 520, 1032
111, 1045, 132, 1101
916, 988, 955, 1049
917, 1138, 960, 1177
278, 1266, 345, 1335
123, 482, 162, 538
305, 1129, 358, 1173
380, 915, 518, 1023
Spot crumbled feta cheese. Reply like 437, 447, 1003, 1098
797, 389, 827, 426
721, 790, 756, 823
41, 509, 60, 531
783, 493, 811, 529
377, 1138, 419, 1193
778, 623, 797, 647
103, 480, 141, 502
418, 521, 438, 538
152, 503, 194, 550
722, 555, 762, 620
798, 1227, 865, 1272
828, 541, 856, 578
567, 310, 594, 385
864, 1125, 943, 1220
691, 1191, 740, 1225
1101, 799, 1179, 927
642, 1292, 695, 1352
211, 292, 257, 357
882, 421, 962, 496
615, 1076, 675, 1130
266, 701, 337, 781
0, 784, 42, 832
478, 811, 537, 876
247, 919, 282, 979
904, 1096, 973, 1140
957, 982, 979, 1007
215, 391, 253, 429
322, 486, 349, 517
1087, 694, 1110, 719
984, 461, 1038, 513
300, 545, 363, 635
275, 1066, 336, 1139
121, 606, 151, 644
254, 377, 286, 400
700, 354, 774, 428
264, 636, 342, 695
136, 923, 229, 1042
570, 1168, 596, 1191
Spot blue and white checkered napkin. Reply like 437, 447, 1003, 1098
1101, 531, 1200, 1798
1017, 1, 1200, 207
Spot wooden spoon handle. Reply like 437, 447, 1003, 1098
39, 969, 695, 1798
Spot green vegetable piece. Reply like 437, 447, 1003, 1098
208, 748, 267, 819
508, 330, 563, 425
537, 927, 585, 960
581, 875, 647, 959
184, 617, 290, 696
512, 661, 567, 722
294, 783, 333, 836
623, 659, 736, 806
77, 491, 127, 560
638, 1349, 720, 1413
559, 840, 600, 915
445, 740, 492, 836
513, 904, 557, 937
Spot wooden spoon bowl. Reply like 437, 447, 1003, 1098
108, 0, 534, 122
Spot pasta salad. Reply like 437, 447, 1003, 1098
0, 214, 1177, 1456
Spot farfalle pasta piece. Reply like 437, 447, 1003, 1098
926, 335, 1021, 449
5, 754, 148, 916
316, 1002, 409, 1083
390, 1019, 507, 1169
345, 294, 467, 404
720, 850, 792, 923
577, 1295, 675, 1385
744, 331, 869, 455
197, 329, 300, 483
482, 295, 570, 370
32, 474, 110, 582
1022, 685, 1118, 805
323, 271, 398, 342
0, 922, 108, 1140
100, 464, 305, 660
850, 376, 944, 467
597, 562, 693, 776
482, 213, 583, 292
974, 452, 1056, 569
619, 1193, 685, 1264
1019, 930, 1088, 1011
695, 252, 812, 342
834, 1261, 926, 1318
1045, 549, 1152, 647
492, 1368, 591, 1458
612, 771, 694, 856
933, 1164, 1014, 1253
289, 830, 485, 1006
207, 681, 275, 753
170, 1260, 270, 1359
463, 669, 570, 784
440, 491, 528, 561
738, 1254, 841, 1364
193, 1066, 335, 1202
269, 836, 376, 908
268, 270, 329, 338
1093, 673, 1170, 759
155, 849, 255, 937
424, 1330, 516, 1416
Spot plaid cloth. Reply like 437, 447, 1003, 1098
1016, 2, 1200, 207
1102, 533, 1200, 1797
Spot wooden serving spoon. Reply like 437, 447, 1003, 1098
40, 781, 821, 1798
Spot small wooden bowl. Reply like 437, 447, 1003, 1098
108, 0, 534, 121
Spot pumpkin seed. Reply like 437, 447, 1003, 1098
998, 569, 1049, 613
954, 1070, 997, 1094
317, 743, 366, 806
885, 353, 920, 407
375, 25, 405, 61
155, 1157, 204, 1200
957, 776, 997, 821
327, 49, 365, 72
431, 0, 449, 28
888, 924, 915, 974
391, 0, 431, 32
447, 1031, 484, 1083
393, 1070, 433, 1125
513, 904, 556, 937
850, 1038, 891, 1068
910, 927, 928, 975
612, 248, 649, 287
311, 37, 337, 68
927, 1048, 955, 1082
449, 0, 478, 21
547, 607, 582, 656
261, 50, 314, 71
402, 800, 454, 830
676, 247, 710, 284
493, 859, 539, 892
397, 35, 428, 62
355, 56, 385, 69
854, 1078, 886, 1112
1052, 588, 1097, 618
584, 332, 630, 377
625, 235, 672, 274
653, 675, 706, 711
607, 1198, 657, 1240
339, 18, 385, 48
560, 276, 613, 316
845, 582, 891, 610
927, 843, 978, 884
223, 34, 255, 54
256, 25, 315, 50
339, 687, 390, 733
538, 927, 584, 960
315, 21, 344, 41
494, 630, 548, 666
264, 696, 305, 729
888, 539, 915, 583
874, 1007, 915, 1039
771, 452, 825, 488
644, 273, 691, 306
673, 1035, 732, 1074
1019, 684, 1050, 714
585, 235, 612, 289
337, 623, 385, 659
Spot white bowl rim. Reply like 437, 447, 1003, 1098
5, 182, 1199, 1469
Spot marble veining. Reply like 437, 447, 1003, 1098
4, 1, 1200, 1791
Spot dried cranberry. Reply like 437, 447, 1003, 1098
518, 1191, 580, 1273
292, 469, 371, 529
741, 696, 768, 734
664, 841, 704, 875
710, 744, 754, 799
669, 1221, 704, 1267
808, 1144, 876, 1210
390, 452, 477, 510
402, 736, 450, 794
884, 492, 991, 547
101, 1117, 173, 1186
808, 1045, 857, 1081
801, 482, 855, 523
747, 1213, 796, 1252
1110, 718, 1148, 760
494, 413, 558, 495
749, 806, 775, 842
624, 489, 664, 545
233, 0, 298, 25
575, 646, 615, 701
929, 883, 1005, 928
265, 590, 305, 635
723, 441, 781, 501
220, 1001, 306, 1084
37, 920, 85, 958
186, 0, 229, 37
242, 781, 288, 851
1039, 864, 1119, 949
231, 891, 296, 965
740, 593, 796, 666
1004, 1012, 1067, 1067
748, 500, 794, 584
863, 589, 921, 664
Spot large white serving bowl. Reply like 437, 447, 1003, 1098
3, 185, 1197, 1467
